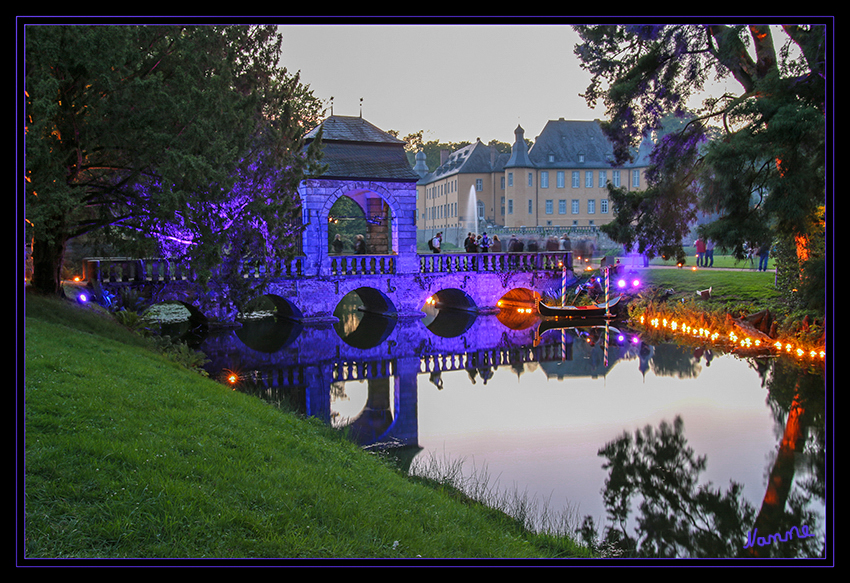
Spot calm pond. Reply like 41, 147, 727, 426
192, 294, 826, 559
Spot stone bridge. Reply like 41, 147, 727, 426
79, 115, 584, 326
82, 250, 577, 325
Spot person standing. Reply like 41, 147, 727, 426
758, 242, 771, 271
694, 237, 706, 267
480, 232, 490, 252
431, 232, 442, 253
561, 234, 573, 270
332, 234, 344, 254
705, 239, 715, 267
354, 234, 366, 254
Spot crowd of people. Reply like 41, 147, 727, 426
332, 232, 773, 272
694, 236, 772, 271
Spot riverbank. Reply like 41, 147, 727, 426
22, 294, 591, 563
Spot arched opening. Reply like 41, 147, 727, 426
143, 300, 208, 338
333, 288, 398, 349
327, 189, 394, 255
241, 294, 303, 322
421, 288, 478, 338
495, 288, 540, 330
328, 195, 368, 254
234, 294, 304, 353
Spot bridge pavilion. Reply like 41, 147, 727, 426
298, 115, 421, 277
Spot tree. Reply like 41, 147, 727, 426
574, 24, 827, 308
25, 25, 324, 298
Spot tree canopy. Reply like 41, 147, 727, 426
573, 24, 828, 309
25, 25, 325, 299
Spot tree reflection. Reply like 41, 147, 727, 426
586, 389, 824, 558
586, 416, 756, 557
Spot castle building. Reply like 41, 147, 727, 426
415, 119, 653, 242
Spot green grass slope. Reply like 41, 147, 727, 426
22, 294, 589, 561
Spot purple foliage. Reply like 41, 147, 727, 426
625, 25, 665, 41
645, 127, 707, 184
146, 155, 302, 265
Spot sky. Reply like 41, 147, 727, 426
277, 24, 609, 145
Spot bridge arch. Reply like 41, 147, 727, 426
333, 287, 398, 349
424, 287, 477, 312
242, 293, 304, 322
143, 300, 209, 329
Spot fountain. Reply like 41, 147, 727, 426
466, 185, 478, 240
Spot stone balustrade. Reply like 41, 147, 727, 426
83, 251, 573, 284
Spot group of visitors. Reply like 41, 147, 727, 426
332, 234, 366, 255
749, 242, 772, 271
694, 236, 772, 271
694, 237, 715, 267
463, 232, 497, 253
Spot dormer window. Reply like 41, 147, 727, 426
548, 153, 555, 163
578, 153, 585, 163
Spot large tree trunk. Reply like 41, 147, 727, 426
30, 233, 68, 296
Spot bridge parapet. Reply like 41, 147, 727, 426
82, 257, 194, 284
419, 251, 571, 274
330, 254, 396, 276
83, 251, 573, 284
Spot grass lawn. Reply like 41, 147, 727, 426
23, 293, 590, 561
636, 266, 782, 312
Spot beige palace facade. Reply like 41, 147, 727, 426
416, 119, 652, 239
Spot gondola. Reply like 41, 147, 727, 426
537, 295, 621, 319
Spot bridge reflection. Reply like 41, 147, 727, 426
198, 310, 643, 453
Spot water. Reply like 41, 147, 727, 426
195, 294, 826, 559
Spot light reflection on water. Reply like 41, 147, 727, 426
197, 299, 826, 559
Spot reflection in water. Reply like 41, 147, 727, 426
235, 318, 303, 353
196, 306, 826, 559
334, 292, 397, 349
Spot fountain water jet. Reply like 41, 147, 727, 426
466, 185, 478, 240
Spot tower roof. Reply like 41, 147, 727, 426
529, 119, 652, 168
505, 124, 533, 168
304, 115, 419, 182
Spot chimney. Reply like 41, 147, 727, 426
440, 149, 450, 166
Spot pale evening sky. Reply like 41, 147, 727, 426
277, 23, 610, 145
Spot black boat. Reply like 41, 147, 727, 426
537, 295, 621, 319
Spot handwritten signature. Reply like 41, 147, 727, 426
743, 525, 815, 549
